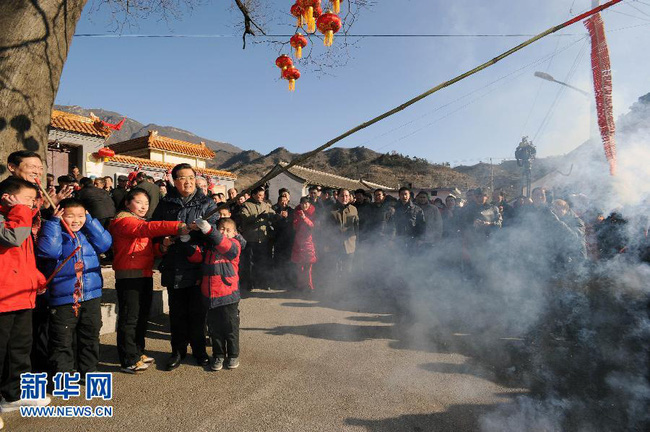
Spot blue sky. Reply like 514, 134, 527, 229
56, 0, 650, 165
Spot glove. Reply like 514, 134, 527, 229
194, 219, 212, 234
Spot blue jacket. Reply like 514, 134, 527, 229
37, 214, 113, 307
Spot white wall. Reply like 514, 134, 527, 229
267, 171, 306, 206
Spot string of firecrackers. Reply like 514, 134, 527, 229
276, 0, 343, 91
584, 13, 616, 176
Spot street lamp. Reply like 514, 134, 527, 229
534, 71, 590, 97
534, 71, 597, 141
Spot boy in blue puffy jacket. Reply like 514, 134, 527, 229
37, 199, 112, 377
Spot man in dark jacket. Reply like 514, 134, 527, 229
459, 188, 502, 239
239, 186, 277, 291
550, 199, 587, 269
134, 172, 161, 219
151, 163, 218, 370
390, 187, 425, 251
492, 189, 515, 227
355, 189, 373, 243
323, 188, 359, 276
596, 211, 628, 260
272, 189, 294, 289
111, 175, 129, 210
415, 191, 443, 245
76, 177, 116, 227
363, 189, 393, 242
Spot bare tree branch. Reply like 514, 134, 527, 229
233, 0, 265, 49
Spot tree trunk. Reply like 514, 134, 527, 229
0, 0, 87, 180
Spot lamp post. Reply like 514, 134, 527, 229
515, 136, 536, 197
534, 71, 597, 141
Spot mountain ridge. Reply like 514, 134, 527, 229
54, 92, 650, 192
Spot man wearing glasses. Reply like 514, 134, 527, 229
152, 163, 218, 370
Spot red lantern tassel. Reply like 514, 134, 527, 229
307, 7, 315, 33
296, 45, 303, 59
288, 79, 296, 92
324, 30, 334, 47
332, 0, 340, 14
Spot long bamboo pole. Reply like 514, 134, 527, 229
243, 0, 622, 194
44, 246, 81, 286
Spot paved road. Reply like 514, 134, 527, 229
5, 286, 525, 432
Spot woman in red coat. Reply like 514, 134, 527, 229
109, 188, 188, 374
291, 197, 317, 290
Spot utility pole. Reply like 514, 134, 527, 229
489, 158, 494, 192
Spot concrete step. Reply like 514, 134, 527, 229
99, 268, 169, 335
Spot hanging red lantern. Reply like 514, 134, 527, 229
290, 33, 308, 59
93, 147, 115, 162
299, 0, 321, 33
275, 54, 294, 78
316, 12, 342, 47
290, 3, 304, 27
331, 0, 340, 14
282, 67, 301, 92
96, 147, 115, 161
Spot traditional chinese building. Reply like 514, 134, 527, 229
47, 110, 113, 178
47, 111, 236, 193
104, 130, 236, 193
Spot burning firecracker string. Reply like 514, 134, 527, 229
245, 0, 624, 194
585, 14, 617, 176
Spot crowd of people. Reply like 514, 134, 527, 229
0, 149, 647, 422
0, 151, 246, 419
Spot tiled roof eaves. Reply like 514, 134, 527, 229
278, 162, 392, 190
150, 138, 215, 159
105, 155, 236, 179
50, 114, 112, 138
109, 135, 216, 159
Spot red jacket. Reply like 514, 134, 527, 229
109, 211, 181, 279
0, 204, 46, 313
291, 205, 317, 264
200, 228, 244, 309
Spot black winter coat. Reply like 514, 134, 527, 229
152, 188, 218, 289
391, 200, 425, 239
272, 204, 294, 256
111, 186, 128, 210
77, 185, 116, 221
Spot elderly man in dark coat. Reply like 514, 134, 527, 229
152, 163, 218, 370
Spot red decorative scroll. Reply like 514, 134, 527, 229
72, 258, 84, 317
585, 13, 616, 176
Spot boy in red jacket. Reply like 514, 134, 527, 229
194, 218, 245, 371
0, 177, 50, 413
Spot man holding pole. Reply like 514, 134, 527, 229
152, 163, 218, 370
